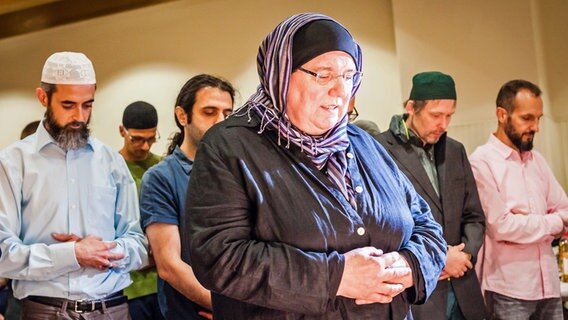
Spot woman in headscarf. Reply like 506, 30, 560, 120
183, 13, 446, 319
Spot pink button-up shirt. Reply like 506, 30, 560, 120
470, 134, 568, 300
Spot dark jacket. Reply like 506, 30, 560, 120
377, 115, 487, 320
182, 114, 446, 320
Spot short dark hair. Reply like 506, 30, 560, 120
122, 101, 158, 129
496, 79, 541, 113
167, 74, 236, 155
20, 120, 41, 139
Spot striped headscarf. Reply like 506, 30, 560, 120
236, 13, 363, 205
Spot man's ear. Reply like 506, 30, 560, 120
175, 106, 188, 126
36, 87, 48, 108
496, 107, 508, 124
404, 100, 415, 115
119, 124, 125, 137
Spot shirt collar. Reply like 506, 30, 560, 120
172, 145, 193, 174
488, 133, 533, 162
35, 119, 94, 153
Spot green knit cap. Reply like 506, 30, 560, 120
409, 71, 456, 100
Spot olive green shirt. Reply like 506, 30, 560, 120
123, 152, 161, 299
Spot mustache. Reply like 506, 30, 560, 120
522, 131, 536, 137
64, 121, 86, 129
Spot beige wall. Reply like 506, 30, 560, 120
538, 0, 568, 121
392, 0, 568, 189
0, 0, 566, 189
392, 0, 542, 127
0, 0, 399, 153
537, 0, 568, 187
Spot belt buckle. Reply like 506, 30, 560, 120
73, 299, 95, 313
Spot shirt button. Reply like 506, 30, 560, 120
347, 152, 354, 159
71, 204, 76, 209
357, 227, 365, 236
355, 186, 363, 193
70, 178, 75, 183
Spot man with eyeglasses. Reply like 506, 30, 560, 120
119, 101, 161, 189
378, 71, 487, 320
118, 101, 163, 320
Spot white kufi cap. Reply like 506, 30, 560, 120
41, 51, 96, 84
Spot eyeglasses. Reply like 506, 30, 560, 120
348, 106, 359, 122
124, 129, 160, 145
298, 67, 362, 86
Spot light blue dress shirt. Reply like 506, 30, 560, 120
0, 121, 148, 300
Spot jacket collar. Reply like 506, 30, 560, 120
388, 114, 446, 149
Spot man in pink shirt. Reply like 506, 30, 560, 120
470, 79, 568, 319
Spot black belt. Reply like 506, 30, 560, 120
26, 291, 127, 313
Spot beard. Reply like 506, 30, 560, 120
45, 107, 90, 151
504, 117, 534, 152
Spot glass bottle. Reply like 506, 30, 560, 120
558, 233, 568, 282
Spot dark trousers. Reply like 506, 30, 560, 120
127, 294, 163, 320
5, 287, 23, 320
484, 290, 562, 320
0, 286, 8, 316
22, 298, 129, 320
446, 285, 466, 320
